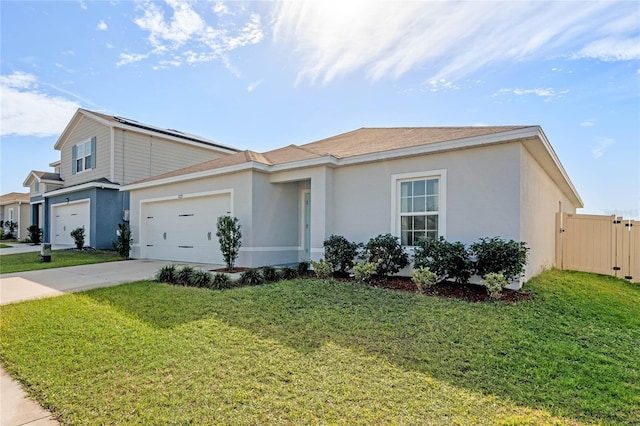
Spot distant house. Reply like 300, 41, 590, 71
0, 192, 30, 239
122, 126, 583, 286
23, 109, 239, 249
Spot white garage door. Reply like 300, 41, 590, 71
142, 194, 231, 264
52, 200, 90, 246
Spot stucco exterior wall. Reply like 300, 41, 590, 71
330, 143, 522, 246
1, 202, 30, 239
519, 145, 576, 280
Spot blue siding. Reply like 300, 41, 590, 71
44, 188, 130, 249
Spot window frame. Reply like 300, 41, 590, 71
391, 169, 447, 247
74, 139, 94, 174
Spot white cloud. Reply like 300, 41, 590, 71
116, 52, 150, 67
97, 20, 108, 31
0, 72, 80, 137
213, 1, 230, 16
78, 0, 87, 10
580, 120, 596, 127
496, 87, 569, 99
247, 80, 262, 92
425, 78, 459, 92
125, 0, 263, 71
592, 137, 615, 159
272, 1, 639, 85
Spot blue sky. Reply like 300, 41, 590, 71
1, 1, 639, 218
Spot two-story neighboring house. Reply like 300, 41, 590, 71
23, 108, 239, 249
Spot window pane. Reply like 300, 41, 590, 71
401, 198, 411, 213
414, 231, 425, 243
85, 155, 92, 169
413, 180, 426, 196
401, 182, 412, 197
426, 195, 438, 211
427, 179, 438, 196
426, 230, 438, 240
77, 144, 83, 158
414, 215, 426, 230
401, 216, 412, 231
414, 196, 426, 213
427, 215, 438, 232
76, 158, 83, 172
85, 140, 92, 155
401, 231, 411, 246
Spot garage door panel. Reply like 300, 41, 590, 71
52, 201, 90, 246
142, 194, 230, 264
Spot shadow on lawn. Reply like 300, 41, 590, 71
86, 276, 639, 425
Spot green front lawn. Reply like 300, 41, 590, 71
1, 270, 638, 425
0, 250, 124, 274
0, 243, 12, 248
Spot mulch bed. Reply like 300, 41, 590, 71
210, 267, 531, 303
342, 275, 531, 303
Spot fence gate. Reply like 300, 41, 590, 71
556, 213, 639, 283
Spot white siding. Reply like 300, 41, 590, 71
112, 128, 226, 185
60, 117, 111, 187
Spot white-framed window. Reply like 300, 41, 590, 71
392, 170, 446, 246
34, 181, 40, 192
75, 140, 93, 172
72, 137, 96, 175
9, 208, 14, 221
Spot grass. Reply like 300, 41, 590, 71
0, 249, 124, 274
1, 269, 638, 425
0, 243, 12, 248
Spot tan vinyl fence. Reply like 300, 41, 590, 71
556, 213, 639, 283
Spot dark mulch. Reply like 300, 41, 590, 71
211, 267, 249, 273
372, 276, 531, 303
332, 275, 531, 303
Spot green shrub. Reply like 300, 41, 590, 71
280, 267, 298, 280
413, 237, 472, 284
363, 234, 409, 276
238, 268, 264, 286
411, 266, 438, 293
190, 269, 212, 288
323, 235, 359, 273
113, 222, 133, 258
2, 220, 17, 240
155, 264, 178, 283
176, 266, 196, 286
310, 259, 334, 279
261, 266, 280, 283
70, 227, 85, 250
471, 237, 529, 282
211, 273, 234, 290
216, 215, 242, 271
483, 272, 507, 300
353, 260, 380, 283
297, 260, 310, 275
27, 225, 42, 244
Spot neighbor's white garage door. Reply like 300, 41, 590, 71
52, 200, 90, 246
142, 194, 231, 264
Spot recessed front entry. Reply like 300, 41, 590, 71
141, 193, 231, 264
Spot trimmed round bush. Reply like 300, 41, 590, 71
363, 234, 409, 276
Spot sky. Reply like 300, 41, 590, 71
1, 0, 639, 219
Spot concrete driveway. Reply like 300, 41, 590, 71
0, 259, 171, 305
0, 257, 220, 425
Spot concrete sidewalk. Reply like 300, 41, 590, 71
0, 259, 220, 425
0, 243, 70, 256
